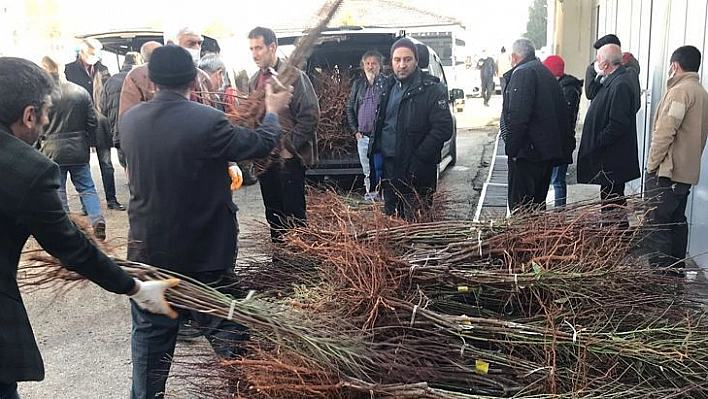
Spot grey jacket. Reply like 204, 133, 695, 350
249, 58, 320, 166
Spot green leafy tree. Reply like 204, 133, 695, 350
524, 0, 547, 49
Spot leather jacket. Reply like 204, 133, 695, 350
40, 79, 96, 166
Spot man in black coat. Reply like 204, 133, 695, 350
99, 51, 143, 170
578, 44, 640, 219
370, 38, 453, 220
501, 38, 572, 212
64, 38, 110, 99
0, 57, 175, 399
120, 45, 292, 398
66, 38, 125, 211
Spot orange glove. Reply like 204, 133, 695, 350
229, 164, 243, 191
129, 278, 180, 319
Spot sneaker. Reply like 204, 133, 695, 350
107, 201, 126, 211
93, 220, 106, 241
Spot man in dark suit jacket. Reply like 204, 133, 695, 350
0, 57, 175, 399
120, 45, 292, 398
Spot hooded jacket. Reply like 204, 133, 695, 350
370, 67, 453, 183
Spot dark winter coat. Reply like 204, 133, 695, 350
558, 74, 583, 129
99, 66, 131, 147
248, 58, 320, 166
558, 74, 583, 164
120, 91, 283, 274
39, 79, 97, 166
0, 126, 134, 383
370, 68, 453, 184
64, 58, 110, 101
501, 57, 572, 164
346, 73, 386, 134
578, 66, 640, 185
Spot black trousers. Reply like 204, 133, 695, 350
96, 146, 117, 203
599, 181, 629, 228
0, 383, 19, 399
507, 158, 554, 212
259, 158, 307, 241
481, 77, 494, 104
382, 157, 437, 221
643, 173, 690, 268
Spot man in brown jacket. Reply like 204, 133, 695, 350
119, 27, 215, 118
644, 45, 708, 274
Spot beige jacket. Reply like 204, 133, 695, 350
648, 72, 708, 184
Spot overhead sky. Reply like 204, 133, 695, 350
79, 0, 533, 47
0, 0, 533, 68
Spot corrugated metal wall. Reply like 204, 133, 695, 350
588, 0, 708, 268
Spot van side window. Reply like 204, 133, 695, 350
428, 57, 446, 85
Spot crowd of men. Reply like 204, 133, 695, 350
500, 34, 708, 278
1, 25, 707, 398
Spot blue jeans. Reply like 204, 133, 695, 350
356, 136, 372, 193
58, 164, 104, 225
551, 164, 568, 207
130, 271, 249, 399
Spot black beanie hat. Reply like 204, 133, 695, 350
391, 38, 419, 60
148, 45, 197, 87
593, 34, 621, 50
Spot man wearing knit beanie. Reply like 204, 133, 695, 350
120, 43, 295, 398
542, 55, 583, 207
390, 37, 419, 62
369, 37, 453, 220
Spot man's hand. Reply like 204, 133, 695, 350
129, 278, 179, 319
264, 82, 293, 114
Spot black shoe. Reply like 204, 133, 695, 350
93, 220, 106, 241
107, 201, 126, 211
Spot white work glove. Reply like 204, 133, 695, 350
129, 278, 180, 319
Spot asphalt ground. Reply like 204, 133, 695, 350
17, 96, 500, 398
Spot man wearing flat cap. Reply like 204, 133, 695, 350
585, 33, 641, 103
369, 37, 453, 220
119, 44, 293, 398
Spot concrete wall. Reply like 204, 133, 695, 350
554, 0, 708, 269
